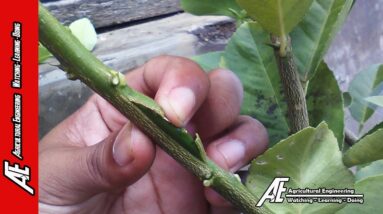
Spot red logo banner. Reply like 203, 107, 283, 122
0, 0, 38, 212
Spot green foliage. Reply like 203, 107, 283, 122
246, 123, 354, 213
184, 1, 383, 211
355, 160, 383, 181
351, 0, 357, 10
180, 0, 242, 18
306, 62, 345, 148
39, 43, 52, 63
365, 96, 383, 108
343, 92, 352, 107
68, 18, 97, 51
136, 103, 207, 162
348, 64, 383, 132
338, 175, 383, 213
187, 1, 354, 147
343, 129, 383, 167
237, 0, 314, 36
39, 18, 97, 63
223, 22, 289, 145
291, 0, 353, 81
360, 121, 383, 139
192, 51, 224, 72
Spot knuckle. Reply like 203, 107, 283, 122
148, 55, 200, 71
148, 55, 171, 64
145, 55, 174, 73
214, 96, 239, 125
171, 56, 200, 69
240, 116, 264, 131
169, 57, 208, 80
237, 116, 269, 150
210, 69, 243, 104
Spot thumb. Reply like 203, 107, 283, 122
39, 122, 156, 205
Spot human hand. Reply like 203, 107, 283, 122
39, 56, 268, 214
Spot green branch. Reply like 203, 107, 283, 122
272, 35, 309, 133
38, 3, 271, 214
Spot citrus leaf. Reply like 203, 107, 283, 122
365, 96, 383, 108
343, 92, 352, 107
306, 62, 344, 149
351, 0, 356, 9
337, 175, 383, 213
291, 0, 353, 81
192, 51, 224, 72
237, 0, 314, 36
180, 0, 242, 18
39, 43, 52, 63
246, 123, 354, 213
69, 18, 97, 51
348, 64, 383, 132
355, 160, 383, 182
136, 103, 207, 161
223, 22, 289, 145
360, 121, 383, 140
343, 128, 383, 167
39, 18, 97, 64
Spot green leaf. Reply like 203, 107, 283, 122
246, 123, 354, 213
365, 96, 383, 108
343, 92, 352, 107
136, 103, 207, 161
291, 0, 353, 81
192, 51, 224, 72
343, 128, 383, 167
351, 0, 357, 10
39, 43, 52, 63
180, 0, 242, 18
69, 18, 97, 51
237, 0, 314, 36
355, 160, 383, 182
39, 18, 97, 64
348, 64, 383, 132
306, 62, 344, 149
337, 175, 383, 213
360, 121, 383, 140
223, 22, 289, 145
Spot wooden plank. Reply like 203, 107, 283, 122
39, 13, 233, 84
42, 0, 182, 28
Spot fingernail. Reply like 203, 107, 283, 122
113, 124, 134, 166
217, 140, 245, 171
167, 87, 196, 126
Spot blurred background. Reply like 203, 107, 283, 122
39, 0, 383, 139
